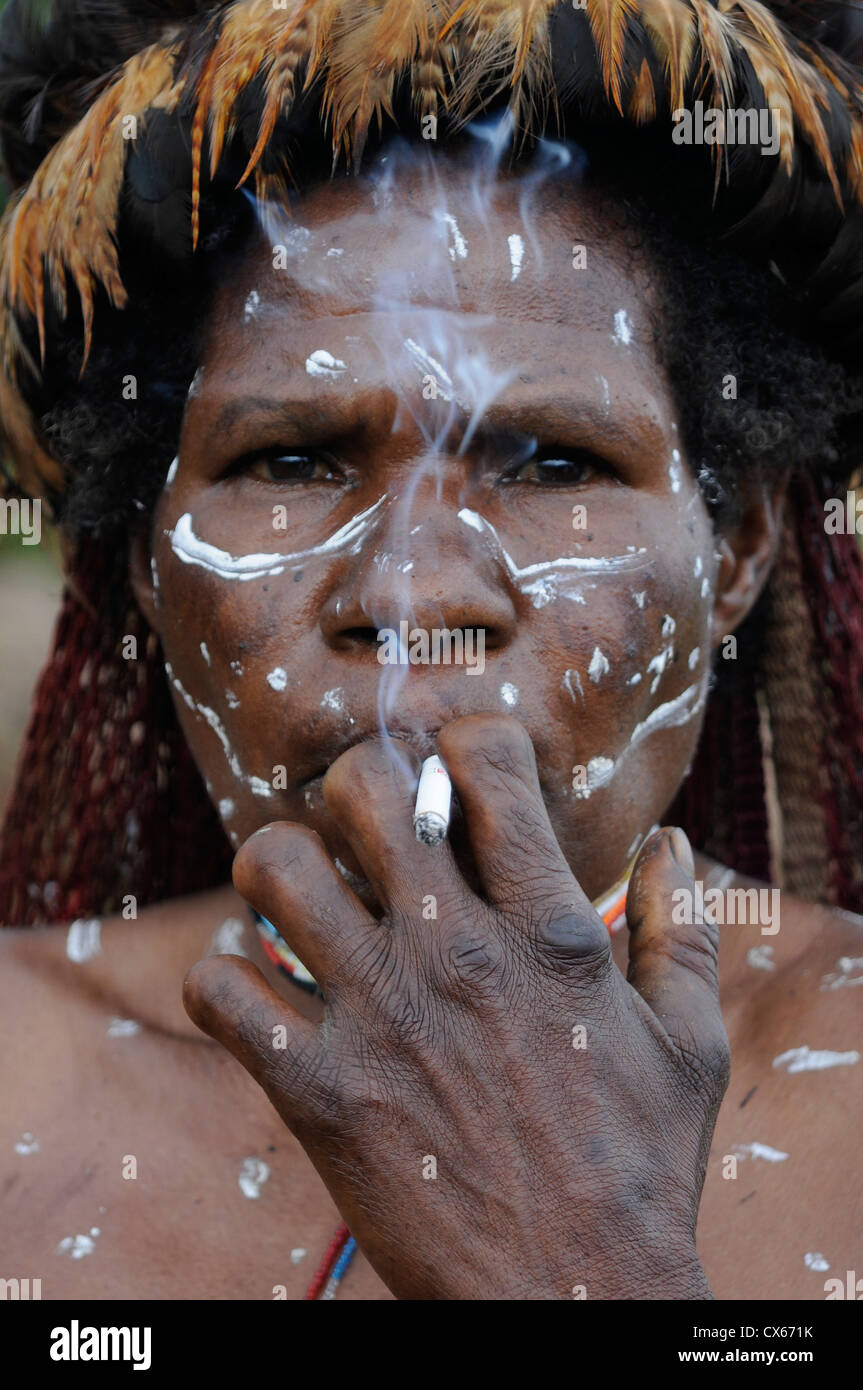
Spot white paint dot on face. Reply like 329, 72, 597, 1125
56, 1230, 99, 1259
588, 646, 610, 683
244, 288, 261, 322
219, 798, 235, 820
306, 348, 347, 379
562, 668, 583, 703
66, 919, 102, 964
661, 613, 676, 638
701, 576, 710, 599
694, 554, 703, 578
14, 1132, 39, 1155
628, 672, 642, 686
688, 647, 701, 671
500, 682, 518, 707
612, 309, 632, 346
439, 211, 468, 261
291, 1247, 307, 1264
166, 456, 179, 486
632, 590, 646, 609
225, 690, 240, 709
200, 641, 210, 665
249, 776, 274, 799
773, 1046, 860, 1073
669, 449, 682, 493
804, 1252, 830, 1272
747, 944, 775, 971
230, 660, 244, 676
321, 687, 345, 712
267, 668, 288, 691
238, 1157, 270, 1199
507, 233, 524, 280
107, 1018, 141, 1038
571, 756, 617, 801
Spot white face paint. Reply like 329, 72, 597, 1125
611, 309, 632, 346
321, 687, 345, 712
200, 641, 210, 665
238, 1157, 270, 1199
166, 456, 179, 486
773, 1046, 860, 1073
225, 690, 240, 709
14, 1132, 39, 1155
244, 289, 261, 321
267, 668, 288, 691
688, 647, 701, 670
188, 366, 204, 399
66, 919, 101, 963
628, 682, 707, 751
588, 646, 610, 683
571, 755, 616, 801
562, 669, 583, 703
438, 211, 468, 261
632, 590, 646, 609
218, 798, 235, 819
230, 660, 244, 676
107, 1018, 141, 1038
500, 682, 519, 707
290, 1248, 308, 1264
305, 348, 347, 379
507, 233, 524, 281
669, 449, 682, 493
167, 497, 388, 581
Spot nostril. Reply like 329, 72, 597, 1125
342, 626, 381, 648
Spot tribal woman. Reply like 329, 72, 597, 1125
0, 0, 861, 1300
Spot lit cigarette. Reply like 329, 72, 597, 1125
413, 754, 452, 846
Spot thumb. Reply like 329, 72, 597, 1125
626, 827, 729, 1085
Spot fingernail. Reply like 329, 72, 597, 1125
670, 826, 695, 878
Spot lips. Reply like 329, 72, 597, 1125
298, 723, 443, 789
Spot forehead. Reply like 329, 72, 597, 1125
204, 153, 661, 359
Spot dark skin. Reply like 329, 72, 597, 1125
1, 163, 861, 1299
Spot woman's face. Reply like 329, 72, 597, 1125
137, 154, 750, 903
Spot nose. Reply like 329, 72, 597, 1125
319, 488, 518, 656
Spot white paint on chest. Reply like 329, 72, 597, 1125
238, 1157, 270, 1199
66, 919, 102, 963
57, 1227, 100, 1259
107, 1018, 141, 1038
731, 1141, 788, 1163
773, 1046, 860, 1074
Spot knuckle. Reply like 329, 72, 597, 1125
438, 924, 504, 990
533, 906, 612, 977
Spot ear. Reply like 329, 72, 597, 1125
128, 523, 161, 634
710, 473, 789, 648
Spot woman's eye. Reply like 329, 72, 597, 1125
245, 452, 340, 483
506, 452, 599, 485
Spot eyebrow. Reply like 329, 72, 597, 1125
205, 382, 665, 457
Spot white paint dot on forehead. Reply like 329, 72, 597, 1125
612, 309, 632, 346
507, 233, 524, 281
67, 919, 101, 963
588, 646, 610, 683
306, 348, 346, 379
500, 682, 518, 707
267, 668, 287, 691
238, 1157, 270, 1200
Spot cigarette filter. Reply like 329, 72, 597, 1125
413, 754, 452, 846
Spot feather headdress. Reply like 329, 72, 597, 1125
2, 0, 863, 501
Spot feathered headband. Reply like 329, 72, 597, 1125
2, 0, 863, 503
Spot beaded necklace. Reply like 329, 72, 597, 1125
251, 834, 652, 1298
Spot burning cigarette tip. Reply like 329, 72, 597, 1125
414, 754, 452, 846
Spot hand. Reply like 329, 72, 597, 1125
184, 714, 728, 1300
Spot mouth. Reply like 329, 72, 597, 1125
298, 723, 444, 790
